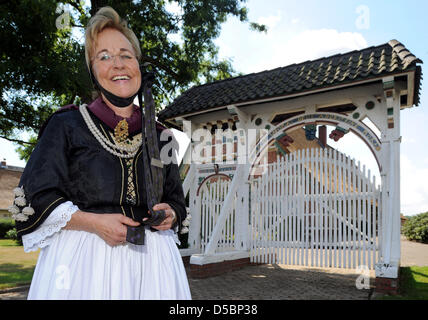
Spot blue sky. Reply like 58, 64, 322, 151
1, 0, 427, 215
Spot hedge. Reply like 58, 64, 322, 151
0, 218, 15, 238
403, 212, 428, 244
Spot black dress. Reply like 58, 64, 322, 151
12, 100, 191, 299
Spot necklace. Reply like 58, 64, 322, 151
79, 104, 142, 158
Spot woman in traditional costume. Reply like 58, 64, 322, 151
10, 6, 191, 300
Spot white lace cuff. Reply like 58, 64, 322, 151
22, 201, 79, 252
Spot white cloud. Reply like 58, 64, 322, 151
257, 11, 282, 32
400, 154, 428, 215
269, 28, 368, 69
221, 26, 369, 74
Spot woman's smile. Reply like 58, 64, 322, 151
111, 74, 132, 86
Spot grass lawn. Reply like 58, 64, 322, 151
377, 266, 428, 300
0, 239, 39, 290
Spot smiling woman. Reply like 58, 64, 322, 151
11, 6, 191, 300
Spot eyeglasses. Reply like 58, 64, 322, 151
93, 51, 137, 65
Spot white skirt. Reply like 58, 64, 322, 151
24, 204, 191, 300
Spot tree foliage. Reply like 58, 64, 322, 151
0, 0, 266, 160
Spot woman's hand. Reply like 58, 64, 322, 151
92, 214, 140, 246
65, 210, 140, 246
145, 203, 177, 231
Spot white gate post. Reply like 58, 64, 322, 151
375, 78, 401, 279
181, 120, 201, 251
187, 165, 201, 250
235, 181, 250, 250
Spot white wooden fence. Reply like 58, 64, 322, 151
249, 148, 382, 269
199, 177, 237, 253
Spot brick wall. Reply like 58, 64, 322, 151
375, 276, 399, 295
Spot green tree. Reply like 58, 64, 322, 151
0, 0, 265, 160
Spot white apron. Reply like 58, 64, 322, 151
23, 201, 191, 300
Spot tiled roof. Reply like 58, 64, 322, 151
158, 40, 423, 122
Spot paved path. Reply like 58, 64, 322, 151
1, 235, 427, 300
400, 235, 428, 266
189, 264, 374, 300
0, 265, 373, 300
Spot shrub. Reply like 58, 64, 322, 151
0, 219, 15, 238
403, 212, 428, 244
5, 228, 23, 246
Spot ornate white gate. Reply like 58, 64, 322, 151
249, 148, 382, 269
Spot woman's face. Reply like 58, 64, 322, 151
91, 28, 141, 98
